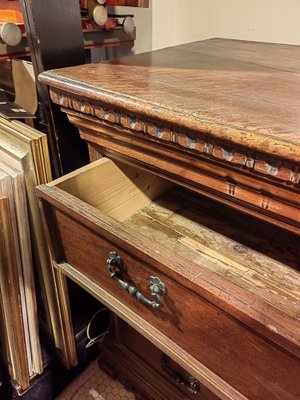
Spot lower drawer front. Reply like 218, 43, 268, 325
117, 319, 220, 400
49, 205, 300, 400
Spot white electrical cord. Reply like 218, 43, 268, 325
85, 308, 110, 348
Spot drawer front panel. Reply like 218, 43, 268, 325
117, 319, 220, 400
49, 204, 300, 400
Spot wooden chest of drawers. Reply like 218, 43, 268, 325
38, 39, 300, 400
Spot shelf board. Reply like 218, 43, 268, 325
0, 28, 135, 59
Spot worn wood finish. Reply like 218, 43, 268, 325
52, 260, 244, 400
41, 207, 300, 400
36, 157, 300, 400
123, 187, 300, 323
37, 195, 78, 368
67, 110, 300, 234
0, 118, 77, 372
38, 39, 300, 400
39, 39, 300, 233
36, 184, 300, 360
0, 196, 30, 390
100, 322, 219, 399
39, 39, 300, 163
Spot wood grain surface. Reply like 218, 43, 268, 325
38, 39, 300, 400
39, 39, 300, 233
36, 153, 300, 400
40, 38, 300, 163
100, 319, 219, 400
0, 195, 30, 389
37, 158, 300, 357
72, 115, 300, 234
37, 182, 300, 400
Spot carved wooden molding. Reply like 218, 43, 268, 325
59, 107, 300, 234
50, 88, 300, 186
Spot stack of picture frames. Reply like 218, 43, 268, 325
0, 117, 77, 393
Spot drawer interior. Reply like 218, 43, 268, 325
54, 157, 172, 222
52, 157, 300, 322
124, 187, 300, 319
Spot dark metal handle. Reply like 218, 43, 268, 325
107, 251, 166, 310
161, 355, 201, 395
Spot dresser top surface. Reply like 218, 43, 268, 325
40, 38, 300, 162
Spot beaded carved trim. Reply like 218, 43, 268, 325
51, 89, 300, 185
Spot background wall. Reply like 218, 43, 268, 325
175, 0, 300, 47
152, 0, 176, 50
130, 0, 300, 54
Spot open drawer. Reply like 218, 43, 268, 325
37, 157, 300, 400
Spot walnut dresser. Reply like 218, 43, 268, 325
37, 39, 300, 400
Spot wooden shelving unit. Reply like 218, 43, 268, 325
0, 28, 135, 60
0, 1, 148, 398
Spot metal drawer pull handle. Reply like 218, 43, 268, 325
107, 251, 166, 310
161, 355, 201, 395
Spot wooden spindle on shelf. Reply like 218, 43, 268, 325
106, 0, 149, 6
0, 22, 22, 46
92, 5, 108, 26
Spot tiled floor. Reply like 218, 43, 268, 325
57, 359, 136, 400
